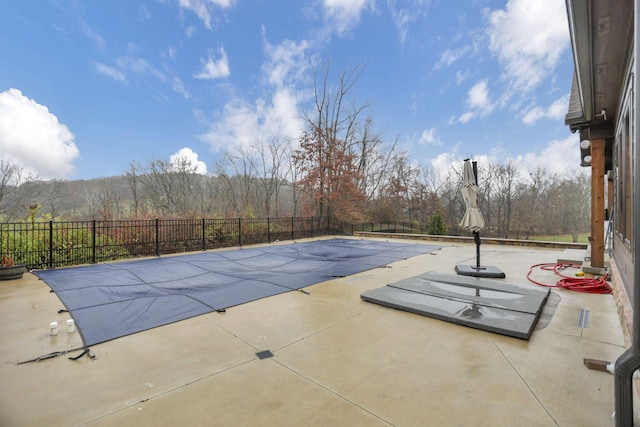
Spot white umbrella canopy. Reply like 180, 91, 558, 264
459, 160, 485, 232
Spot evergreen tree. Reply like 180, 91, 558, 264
428, 208, 448, 235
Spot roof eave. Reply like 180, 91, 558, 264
565, 0, 594, 124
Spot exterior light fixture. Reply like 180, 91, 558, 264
580, 139, 591, 150
584, 155, 592, 164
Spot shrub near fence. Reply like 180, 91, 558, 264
0, 217, 339, 270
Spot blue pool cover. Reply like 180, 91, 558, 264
35, 239, 440, 346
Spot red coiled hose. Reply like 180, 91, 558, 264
526, 262, 612, 294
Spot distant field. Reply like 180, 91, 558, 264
528, 233, 589, 244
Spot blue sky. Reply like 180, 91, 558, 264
0, 0, 576, 181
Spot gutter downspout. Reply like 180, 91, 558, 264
614, 1, 640, 424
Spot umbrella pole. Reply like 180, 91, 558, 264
473, 230, 481, 269
472, 162, 482, 270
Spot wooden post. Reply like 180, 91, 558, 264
590, 139, 605, 268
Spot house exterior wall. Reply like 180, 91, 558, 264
611, 56, 636, 306
564, 0, 636, 340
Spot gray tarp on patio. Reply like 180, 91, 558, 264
361, 272, 549, 339
34, 239, 441, 347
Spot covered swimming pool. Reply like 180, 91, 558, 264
35, 238, 441, 347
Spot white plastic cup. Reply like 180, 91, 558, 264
66, 319, 75, 333
50, 321, 58, 336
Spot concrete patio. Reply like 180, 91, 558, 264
0, 237, 637, 426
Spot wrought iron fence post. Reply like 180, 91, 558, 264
238, 218, 242, 247
155, 219, 159, 256
92, 220, 96, 264
267, 218, 271, 243
48, 220, 53, 268
291, 217, 294, 240
202, 218, 206, 251
310, 217, 314, 237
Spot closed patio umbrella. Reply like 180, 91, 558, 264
459, 159, 485, 232
455, 159, 505, 278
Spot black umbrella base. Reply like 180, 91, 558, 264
455, 264, 505, 278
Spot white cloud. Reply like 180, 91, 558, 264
486, 0, 570, 92
522, 94, 568, 125
456, 69, 471, 85
199, 87, 302, 153
418, 128, 440, 145
94, 55, 190, 98
458, 80, 493, 123
165, 45, 178, 60
434, 46, 472, 70
262, 35, 311, 87
194, 47, 230, 80
430, 152, 497, 186
117, 55, 167, 82
172, 77, 190, 99
547, 95, 569, 118
322, 0, 374, 36
458, 111, 475, 123
522, 106, 544, 125
185, 25, 197, 37
0, 88, 79, 179
78, 19, 106, 50
430, 153, 496, 185
199, 30, 313, 154
388, 5, 411, 43
178, 0, 235, 30
428, 137, 581, 190
513, 134, 581, 176
430, 152, 460, 183
92, 61, 127, 82
139, 3, 152, 21
170, 147, 208, 174
468, 80, 491, 110
387, 0, 430, 43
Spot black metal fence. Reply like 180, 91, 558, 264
1, 217, 344, 270
349, 221, 462, 236
351, 221, 428, 234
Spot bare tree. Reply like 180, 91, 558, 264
438, 163, 465, 234
0, 160, 40, 220
254, 138, 292, 217
353, 117, 398, 202
552, 172, 591, 242
96, 178, 124, 220
492, 159, 520, 238
377, 152, 415, 221
408, 164, 443, 224
80, 182, 100, 219
134, 157, 205, 217
125, 163, 142, 218
38, 180, 63, 220
215, 149, 259, 216
515, 168, 554, 238
284, 154, 304, 217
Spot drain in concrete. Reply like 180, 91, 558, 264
577, 308, 591, 328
